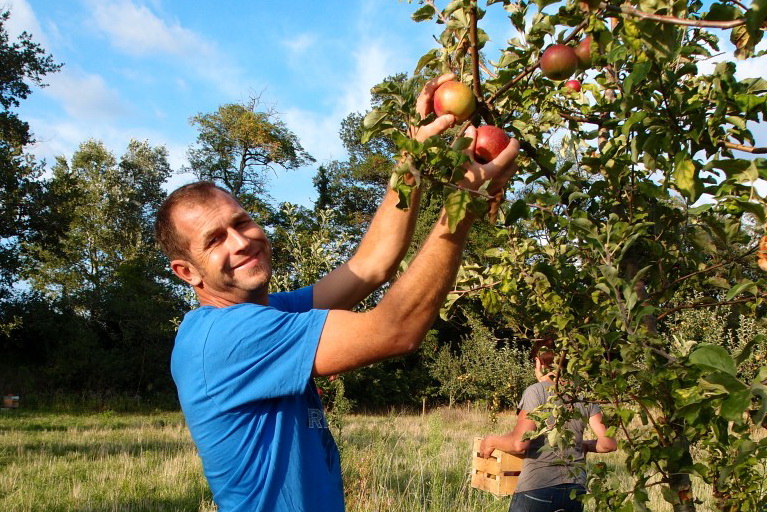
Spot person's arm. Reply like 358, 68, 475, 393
312, 74, 458, 311
479, 410, 536, 457
312, 93, 519, 376
582, 412, 617, 453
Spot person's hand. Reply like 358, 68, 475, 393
479, 436, 497, 458
409, 73, 459, 143
459, 125, 520, 196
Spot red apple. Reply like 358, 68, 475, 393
565, 79, 581, 92
433, 80, 476, 122
540, 44, 578, 81
474, 125, 510, 164
574, 36, 593, 69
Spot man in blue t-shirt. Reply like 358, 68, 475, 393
154, 73, 520, 512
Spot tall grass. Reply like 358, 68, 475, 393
0, 410, 215, 512
0, 405, 744, 511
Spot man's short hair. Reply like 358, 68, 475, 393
154, 181, 233, 261
531, 336, 557, 371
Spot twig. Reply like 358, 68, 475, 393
650, 246, 758, 298
656, 294, 767, 321
480, 61, 498, 79
605, 3, 765, 29
630, 394, 669, 447
558, 109, 604, 125
723, 142, 767, 154
468, 3, 482, 100
450, 281, 502, 296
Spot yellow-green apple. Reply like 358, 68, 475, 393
474, 125, 510, 164
540, 44, 578, 81
433, 80, 476, 122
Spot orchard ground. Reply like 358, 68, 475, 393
2, 405, 760, 511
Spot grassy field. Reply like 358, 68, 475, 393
0, 405, 727, 511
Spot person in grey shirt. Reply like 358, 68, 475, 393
479, 339, 617, 512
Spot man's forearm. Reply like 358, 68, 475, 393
347, 185, 422, 284
369, 208, 475, 352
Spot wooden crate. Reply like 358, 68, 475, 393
470, 437, 523, 496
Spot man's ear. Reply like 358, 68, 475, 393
171, 259, 202, 286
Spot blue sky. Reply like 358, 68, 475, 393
6, 0, 766, 206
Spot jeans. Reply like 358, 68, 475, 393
508, 484, 586, 512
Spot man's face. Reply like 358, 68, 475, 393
171, 189, 272, 305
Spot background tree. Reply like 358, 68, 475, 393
16, 139, 183, 396
0, 9, 61, 303
363, 0, 767, 510
185, 96, 315, 215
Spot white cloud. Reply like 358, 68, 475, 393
3, 0, 46, 43
84, 0, 246, 98
43, 67, 130, 121
86, 0, 213, 58
282, 33, 317, 57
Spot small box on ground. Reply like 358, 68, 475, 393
470, 437, 523, 496
2, 394, 19, 408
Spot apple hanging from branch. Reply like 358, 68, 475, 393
574, 36, 593, 69
565, 79, 582, 92
540, 44, 578, 81
474, 125, 511, 164
433, 80, 477, 122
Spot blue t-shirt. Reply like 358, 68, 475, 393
171, 286, 343, 512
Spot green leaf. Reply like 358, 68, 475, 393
622, 111, 647, 137
624, 61, 652, 95
689, 344, 737, 375
414, 49, 439, 75
411, 4, 437, 22
731, 23, 764, 59
504, 199, 529, 225
444, 188, 471, 233
746, 0, 767, 35
720, 388, 752, 422
737, 335, 765, 366
725, 279, 757, 300
674, 153, 701, 202
705, 2, 739, 20
362, 109, 387, 131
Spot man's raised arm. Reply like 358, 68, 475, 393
312, 120, 519, 376
312, 74, 458, 311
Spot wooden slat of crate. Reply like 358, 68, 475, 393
471, 437, 524, 472
471, 468, 520, 496
470, 437, 524, 496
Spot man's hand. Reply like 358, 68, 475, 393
479, 435, 497, 458
460, 124, 520, 196
409, 73, 458, 143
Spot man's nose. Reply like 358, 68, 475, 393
226, 228, 250, 251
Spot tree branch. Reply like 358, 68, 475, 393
605, 4, 765, 29
656, 294, 767, 321
468, 3, 482, 100
723, 141, 767, 154
650, 246, 758, 299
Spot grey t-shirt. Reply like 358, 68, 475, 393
514, 380, 600, 493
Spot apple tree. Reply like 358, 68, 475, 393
363, 0, 767, 510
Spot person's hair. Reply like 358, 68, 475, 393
531, 336, 558, 371
154, 181, 233, 261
